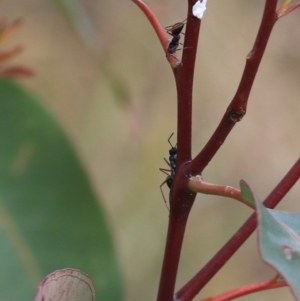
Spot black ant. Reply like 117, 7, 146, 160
165, 20, 186, 55
159, 133, 177, 209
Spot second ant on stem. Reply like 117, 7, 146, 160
159, 133, 177, 209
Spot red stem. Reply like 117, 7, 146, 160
156, 1, 202, 301
201, 276, 286, 301
131, 0, 183, 67
187, 0, 278, 176
176, 5, 201, 163
176, 158, 300, 301
156, 206, 192, 301
131, 0, 169, 52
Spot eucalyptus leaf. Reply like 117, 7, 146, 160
0, 80, 122, 301
240, 180, 300, 301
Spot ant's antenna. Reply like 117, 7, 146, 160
168, 132, 174, 148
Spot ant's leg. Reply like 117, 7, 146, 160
159, 168, 171, 175
160, 180, 170, 211
166, 52, 182, 63
163, 158, 171, 167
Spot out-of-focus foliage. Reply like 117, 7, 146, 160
51, 0, 99, 49
0, 18, 34, 77
0, 80, 122, 301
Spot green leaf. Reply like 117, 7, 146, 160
240, 180, 300, 301
34, 269, 96, 301
239, 180, 255, 207
0, 80, 122, 301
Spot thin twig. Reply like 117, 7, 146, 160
200, 275, 286, 301
188, 175, 254, 209
131, 0, 181, 67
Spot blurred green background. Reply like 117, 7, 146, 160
1, 0, 299, 300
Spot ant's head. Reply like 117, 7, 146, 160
169, 148, 177, 157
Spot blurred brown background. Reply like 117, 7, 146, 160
2, 0, 299, 300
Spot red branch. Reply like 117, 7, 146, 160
176, 158, 300, 301
200, 275, 286, 301
156, 1, 201, 300
174, 0, 202, 164
187, 0, 278, 176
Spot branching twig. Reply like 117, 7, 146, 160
187, 0, 278, 176
132, 1, 299, 301
176, 158, 300, 301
